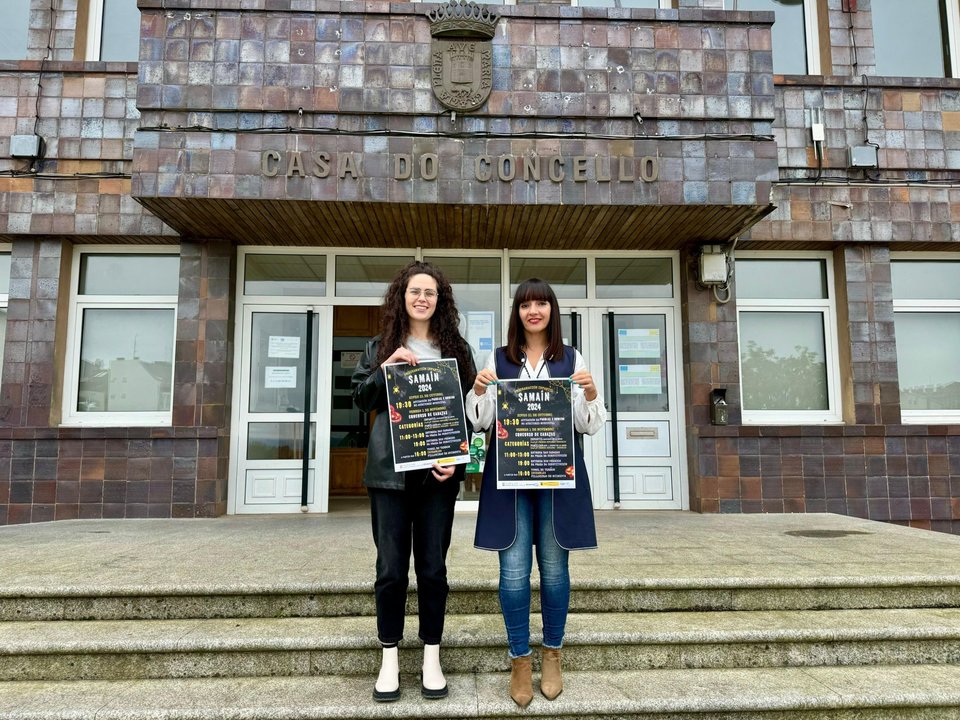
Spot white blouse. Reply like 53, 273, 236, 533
465, 349, 607, 436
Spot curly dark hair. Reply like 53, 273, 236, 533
375, 261, 474, 387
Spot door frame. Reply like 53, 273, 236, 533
587, 306, 688, 510
227, 303, 334, 515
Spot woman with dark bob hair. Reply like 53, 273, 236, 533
351, 260, 476, 702
465, 278, 606, 707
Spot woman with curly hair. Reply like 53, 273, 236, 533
351, 260, 476, 703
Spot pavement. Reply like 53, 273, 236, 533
2, 505, 960, 597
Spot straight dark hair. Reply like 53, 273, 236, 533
505, 278, 564, 365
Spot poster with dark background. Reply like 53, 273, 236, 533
495, 379, 574, 489
384, 359, 470, 472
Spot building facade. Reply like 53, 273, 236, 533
0, 0, 958, 532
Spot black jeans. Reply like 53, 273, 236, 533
368, 471, 460, 645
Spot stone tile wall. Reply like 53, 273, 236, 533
0, 63, 176, 240
690, 425, 960, 535
0, 426, 222, 524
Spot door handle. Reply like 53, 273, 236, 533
626, 426, 659, 440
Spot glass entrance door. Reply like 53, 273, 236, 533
233, 305, 332, 513
592, 308, 685, 509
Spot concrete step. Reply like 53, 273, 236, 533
4, 608, 960, 681
1, 666, 960, 719
6, 579, 960, 621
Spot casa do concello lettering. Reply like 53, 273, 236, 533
260, 151, 659, 183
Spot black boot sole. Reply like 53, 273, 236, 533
372, 687, 401, 703
421, 684, 448, 699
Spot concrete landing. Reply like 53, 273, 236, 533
2, 510, 959, 597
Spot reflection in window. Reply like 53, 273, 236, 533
245, 254, 327, 296
0, 0, 29, 60
731, 0, 809, 75
67, 250, 180, 424
79, 254, 179, 295
894, 313, 960, 412
577, 0, 659, 7
596, 257, 672, 299
735, 254, 838, 422
99, 0, 141, 62
737, 258, 826, 300
424, 255, 501, 369
247, 423, 316, 460
739, 311, 828, 411
892, 259, 960, 419
510, 257, 586, 299
891, 260, 960, 300
872, 0, 949, 77
77, 309, 175, 413
248, 312, 319, 414
336, 255, 414, 297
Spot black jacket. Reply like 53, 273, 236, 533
350, 335, 477, 490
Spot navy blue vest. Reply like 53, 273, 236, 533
473, 346, 598, 551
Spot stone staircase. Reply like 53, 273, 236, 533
3, 577, 960, 718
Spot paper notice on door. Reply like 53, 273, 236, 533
265, 366, 297, 388
340, 351, 362, 369
617, 328, 660, 359
618, 364, 661, 395
268, 336, 301, 359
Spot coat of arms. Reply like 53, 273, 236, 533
427, 0, 500, 113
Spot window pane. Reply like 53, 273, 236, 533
596, 257, 673, 299
100, 0, 141, 62
603, 313, 670, 413
423, 256, 501, 369
895, 312, 960, 411
891, 261, 960, 301
0, 0, 30, 60
732, 0, 808, 74
79, 254, 180, 296
246, 423, 316, 460
510, 258, 586, 299
872, 0, 946, 77
578, 0, 659, 7
0, 254, 11, 295
336, 255, 414, 297
248, 312, 319, 414
736, 259, 827, 299
77, 308, 174, 413
739, 311, 828, 411
245, 254, 327, 296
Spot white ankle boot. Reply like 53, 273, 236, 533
421, 643, 448, 699
372, 645, 400, 702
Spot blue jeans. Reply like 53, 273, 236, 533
498, 490, 570, 658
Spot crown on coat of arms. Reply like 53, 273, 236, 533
427, 0, 500, 39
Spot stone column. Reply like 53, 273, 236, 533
0, 239, 68, 428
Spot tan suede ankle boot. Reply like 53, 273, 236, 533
540, 648, 563, 700
510, 655, 534, 708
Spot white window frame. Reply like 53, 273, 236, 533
62, 246, 180, 427
569, 0, 672, 7
735, 251, 842, 425
0, 245, 11, 385
725, 0, 821, 75
891, 252, 960, 425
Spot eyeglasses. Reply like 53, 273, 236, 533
407, 288, 438, 300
